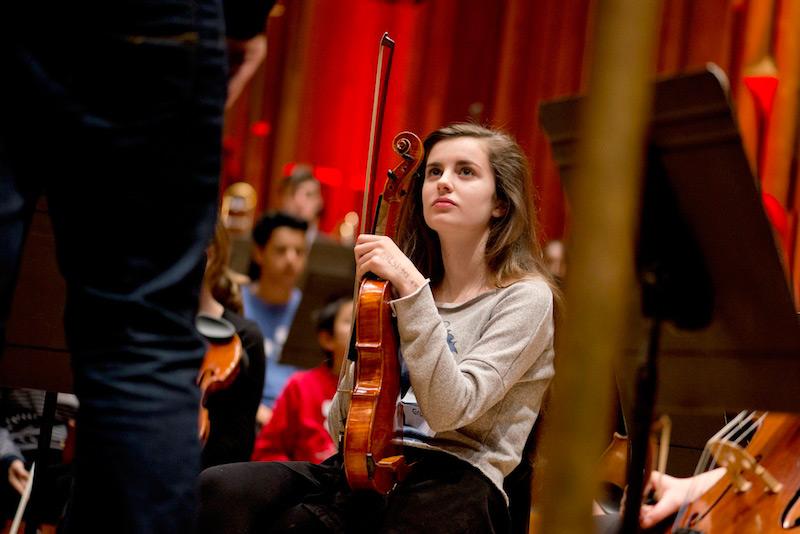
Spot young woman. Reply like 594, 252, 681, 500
199, 221, 266, 469
198, 123, 556, 533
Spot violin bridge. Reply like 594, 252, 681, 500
708, 439, 783, 494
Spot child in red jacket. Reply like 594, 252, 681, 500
251, 297, 352, 463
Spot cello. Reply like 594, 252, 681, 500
667, 411, 800, 533
342, 33, 424, 495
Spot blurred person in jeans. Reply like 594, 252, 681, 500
0, 0, 275, 531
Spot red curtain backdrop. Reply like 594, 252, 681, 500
224, 0, 596, 243
225, 0, 800, 300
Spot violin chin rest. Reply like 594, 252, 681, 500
595, 482, 624, 514
196, 314, 237, 343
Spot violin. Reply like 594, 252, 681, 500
341, 32, 425, 495
343, 131, 423, 494
196, 314, 243, 443
669, 411, 800, 533
596, 416, 671, 514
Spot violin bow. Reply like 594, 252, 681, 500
344, 32, 396, 366
360, 32, 395, 236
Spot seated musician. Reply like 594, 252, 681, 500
251, 297, 353, 463
197, 123, 557, 533
199, 221, 266, 468
279, 164, 333, 248
243, 212, 308, 428
0, 389, 77, 526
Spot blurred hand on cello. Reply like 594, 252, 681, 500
639, 468, 725, 528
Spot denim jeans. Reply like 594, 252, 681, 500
0, 1, 226, 531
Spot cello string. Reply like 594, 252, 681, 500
677, 411, 751, 523
674, 411, 775, 530
719, 410, 754, 449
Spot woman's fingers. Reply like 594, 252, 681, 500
353, 234, 425, 296
8, 460, 29, 495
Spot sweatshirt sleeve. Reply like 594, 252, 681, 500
390, 280, 553, 433
326, 360, 354, 444
0, 427, 24, 470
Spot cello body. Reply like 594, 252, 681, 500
670, 412, 800, 533
343, 278, 406, 493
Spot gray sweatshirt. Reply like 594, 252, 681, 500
329, 277, 555, 502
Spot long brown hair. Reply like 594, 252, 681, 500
396, 123, 555, 292
206, 220, 244, 314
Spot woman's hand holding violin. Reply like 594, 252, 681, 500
8, 459, 29, 495
355, 234, 427, 298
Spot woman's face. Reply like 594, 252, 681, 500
421, 137, 503, 238
285, 180, 322, 222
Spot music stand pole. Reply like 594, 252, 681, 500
620, 316, 662, 533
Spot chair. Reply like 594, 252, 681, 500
1, 201, 72, 533
504, 419, 542, 534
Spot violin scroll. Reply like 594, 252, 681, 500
382, 131, 423, 206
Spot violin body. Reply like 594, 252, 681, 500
597, 416, 668, 514
343, 277, 406, 494
596, 432, 630, 513
342, 126, 423, 494
670, 412, 800, 533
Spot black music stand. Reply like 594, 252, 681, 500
281, 240, 355, 369
539, 64, 800, 533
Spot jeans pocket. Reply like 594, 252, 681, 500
78, 32, 198, 130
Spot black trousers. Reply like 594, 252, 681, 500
198, 451, 511, 533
